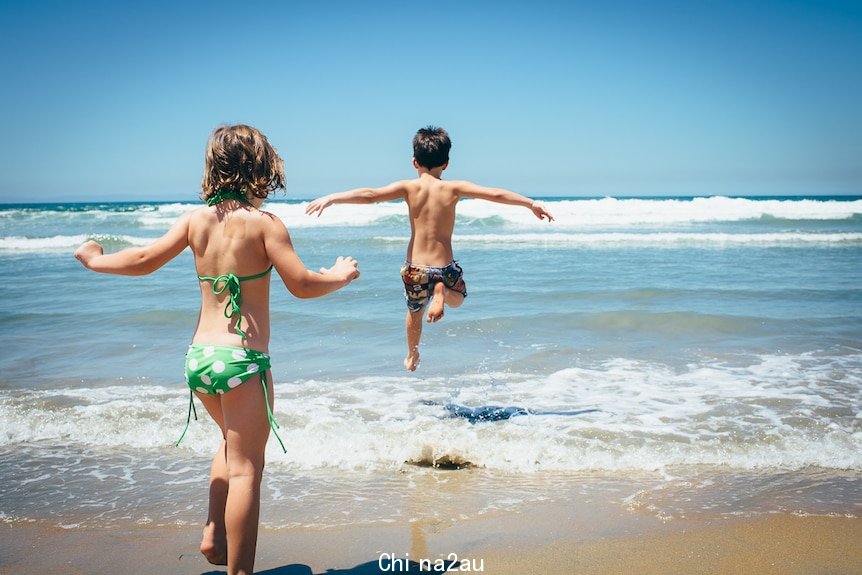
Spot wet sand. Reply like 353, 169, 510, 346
3, 504, 860, 574
476, 514, 862, 575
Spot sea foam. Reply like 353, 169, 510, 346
3, 353, 859, 474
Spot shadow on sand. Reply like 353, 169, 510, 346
203, 557, 459, 574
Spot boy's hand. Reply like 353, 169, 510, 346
531, 201, 554, 222
320, 256, 360, 283
74, 240, 104, 268
305, 197, 333, 217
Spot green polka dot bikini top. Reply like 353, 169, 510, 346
201, 189, 273, 340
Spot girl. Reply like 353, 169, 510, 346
74, 124, 360, 575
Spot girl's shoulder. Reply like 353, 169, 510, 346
185, 205, 281, 237
257, 208, 286, 227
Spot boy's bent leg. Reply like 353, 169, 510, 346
445, 288, 464, 309
220, 373, 271, 575
426, 282, 447, 323
405, 309, 423, 371
445, 275, 466, 310
427, 281, 465, 323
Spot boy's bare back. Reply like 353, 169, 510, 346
400, 173, 459, 266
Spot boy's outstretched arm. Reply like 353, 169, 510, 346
74, 211, 193, 275
455, 182, 554, 221
305, 181, 409, 217
264, 214, 360, 298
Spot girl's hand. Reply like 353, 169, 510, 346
74, 240, 104, 268
320, 256, 360, 283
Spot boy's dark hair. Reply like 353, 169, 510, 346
202, 124, 285, 202
412, 126, 451, 169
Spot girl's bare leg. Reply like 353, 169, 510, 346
219, 372, 272, 575
195, 394, 228, 565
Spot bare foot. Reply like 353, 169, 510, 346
404, 349, 420, 371
427, 282, 446, 323
200, 522, 227, 566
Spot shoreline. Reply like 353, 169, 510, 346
3, 507, 861, 574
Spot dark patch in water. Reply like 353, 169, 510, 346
422, 400, 600, 424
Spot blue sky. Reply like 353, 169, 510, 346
1, 0, 860, 202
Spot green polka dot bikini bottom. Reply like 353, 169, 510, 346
176, 344, 286, 452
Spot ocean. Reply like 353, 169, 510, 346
1, 195, 861, 530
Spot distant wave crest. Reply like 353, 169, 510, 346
375, 231, 862, 248
9, 196, 862, 227
0, 234, 153, 252
3, 196, 861, 252
286, 196, 862, 228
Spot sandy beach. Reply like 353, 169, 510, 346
3, 504, 861, 575
4, 467, 862, 575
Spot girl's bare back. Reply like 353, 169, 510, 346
188, 203, 275, 350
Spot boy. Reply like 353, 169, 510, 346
305, 126, 553, 371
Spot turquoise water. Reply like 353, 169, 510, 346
1, 195, 861, 527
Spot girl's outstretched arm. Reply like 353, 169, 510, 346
74, 210, 193, 275
263, 213, 359, 298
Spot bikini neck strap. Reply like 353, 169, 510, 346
207, 188, 254, 207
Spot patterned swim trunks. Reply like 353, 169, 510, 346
400, 260, 467, 312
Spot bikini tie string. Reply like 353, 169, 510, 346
260, 371, 287, 453
209, 273, 248, 340
207, 188, 252, 206
175, 390, 198, 447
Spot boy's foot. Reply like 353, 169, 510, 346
427, 282, 446, 323
200, 522, 227, 566
404, 349, 420, 371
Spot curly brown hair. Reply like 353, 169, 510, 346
201, 124, 285, 202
